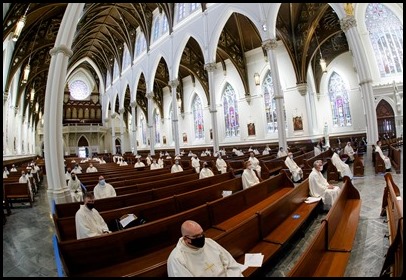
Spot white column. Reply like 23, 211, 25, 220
169, 79, 180, 155
340, 15, 379, 146
262, 39, 287, 149
3, 92, 9, 155
204, 62, 220, 153
130, 101, 137, 155
146, 91, 155, 155
119, 108, 125, 154
111, 112, 116, 154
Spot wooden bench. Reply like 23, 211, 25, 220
374, 151, 387, 174
258, 178, 321, 246
352, 153, 364, 177
288, 176, 361, 276
3, 182, 33, 207
388, 145, 401, 174
380, 173, 403, 277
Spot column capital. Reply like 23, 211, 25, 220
146, 91, 154, 99
111, 112, 117, 118
118, 108, 125, 114
296, 83, 308, 96
49, 44, 73, 57
130, 101, 137, 107
168, 79, 179, 88
204, 62, 217, 72
262, 39, 278, 51
340, 16, 357, 32
104, 118, 109, 123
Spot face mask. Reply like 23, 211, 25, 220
86, 203, 95, 210
175, 162, 179, 165
99, 180, 105, 186
189, 235, 205, 248
72, 176, 76, 180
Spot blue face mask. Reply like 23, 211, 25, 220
99, 180, 106, 186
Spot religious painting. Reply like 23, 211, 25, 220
183, 133, 187, 143
210, 129, 213, 140
293, 116, 303, 131
247, 123, 256, 136
163, 136, 167, 145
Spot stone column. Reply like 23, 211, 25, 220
169, 79, 180, 155
340, 14, 379, 146
44, 3, 85, 206
262, 39, 287, 149
146, 91, 155, 155
111, 112, 116, 154
130, 101, 137, 155
204, 62, 219, 153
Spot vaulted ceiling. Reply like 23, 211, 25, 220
3, 3, 348, 127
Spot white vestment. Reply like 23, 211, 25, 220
167, 237, 243, 277
314, 146, 321, 156
199, 167, 214, 179
216, 158, 227, 174
309, 167, 340, 210
343, 145, 355, 161
146, 157, 152, 166
284, 157, 303, 182
93, 183, 117, 199
150, 163, 162, 170
86, 166, 98, 173
68, 178, 83, 202
248, 156, 261, 177
75, 205, 110, 239
158, 158, 164, 168
241, 169, 260, 189
191, 158, 200, 173
19, 175, 33, 201
73, 167, 82, 174
375, 145, 392, 169
10, 167, 18, 172
134, 162, 146, 168
262, 150, 269, 155
171, 164, 184, 173
331, 153, 353, 179
277, 150, 287, 158
3, 171, 8, 178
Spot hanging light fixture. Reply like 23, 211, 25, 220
30, 83, 35, 103
254, 72, 260, 86
12, 4, 30, 42
22, 17, 41, 84
35, 102, 39, 112
315, 29, 327, 73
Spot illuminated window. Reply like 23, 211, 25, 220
69, 80, 90, 100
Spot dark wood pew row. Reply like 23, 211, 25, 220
379, 173, 403, 277
53, 177, 242, 241
54, 172, 235, 218
303, 148, 333, 170
374, 151, 387, 174
288, 176, 361, 276
352, 153, 364, 177
388, 144, 401, 174
3, 182, 33, 207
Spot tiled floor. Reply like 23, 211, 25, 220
3, 148, 403, 277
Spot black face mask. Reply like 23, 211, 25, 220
189, 235, 205, 248
72, 176, 76, 180
86, 203, 95, 210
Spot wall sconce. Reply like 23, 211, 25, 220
12, 4, 30, 42
35, 102, 39, 112
254, 73, 260, 86
22, 63, 30, 83
245, 93, 251, 104
30, 84, 35, 102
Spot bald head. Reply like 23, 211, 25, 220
181, 220, 203, 237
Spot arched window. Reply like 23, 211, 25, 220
263, 71, 279, 133
122, 44, 131, 71
162, 15, 169, 34
113, 59, 120, 80
176, 3, 186, 22
135, 33, 147, 57
154, 109, 161, 144
106, 70, 111, 88
365, 3, 403, 77
328, 72, 352, 127
69, 80, 90, 100
152, 17, 160, 42
223, 83, 239, 137
140, 114, 147, 145
192, 94, 204, 140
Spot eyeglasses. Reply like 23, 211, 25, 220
185, 233, 204, 239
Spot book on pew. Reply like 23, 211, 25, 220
304, 197, 322, 204
244, 253, 264, 267
118, 214, 147, 229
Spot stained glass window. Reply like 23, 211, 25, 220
154, 109, 161, 144
223, 83, 239, 137
262, 71, 278, 132
113, 59, 119, 80
122, 44, 131, 71
69, 80, 90, 100
106, 70, 111, 88
328, 72, 352, 127
152, 17, 160, 42
141, 114, 147, 145
192, 94, 204, 140
365, 3, 403, 77
135, 33, 147, 57
177, 3, 186, 21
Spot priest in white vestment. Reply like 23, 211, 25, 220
241, 161, 260, 189
216, 156, 227, 174
284, 152, 303, 183
93, 176, 117, 199
277, 147, 287, 158
171, 161, 184, 173
343, 142, 355, 161
75, 192, 111, 239
309, 160, 341, 210
330, 152, 353, 180
375, 140, 392, 170
86, 163, 98, 173
134, 158, 146, 168
67, 172, 83, 202
19, 171, 33, 201
248, 152, 261, 178
167, 220, 243, 277
191, 155, 201, 173
150, 159, 162, 170
199, 163, 215, 179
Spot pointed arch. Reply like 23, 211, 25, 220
328, 72, 352, 127
222, 83, 240, 137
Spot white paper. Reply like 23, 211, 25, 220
237, 263, 249, 272
222, 190, 232, 197
244, 253, 263, 267
119, 214, 137, 228
304, 197, 322, 204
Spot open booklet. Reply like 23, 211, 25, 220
119, 214, 138, 228
304, 197, 322, 204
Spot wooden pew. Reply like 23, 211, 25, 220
258, 178, 321, 246
380, 173, 403, 277
3, 182, 33, 207
374, 151, 387, 174
214, 215, 282, 277
388, 145, 401, 174
288, 176, 361, 276
56, 204, 224, 277
352, 153, 364, 177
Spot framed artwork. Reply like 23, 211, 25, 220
210, 129, 213, 140
182, 133, 187, 143
163, 136, 167, 145
247, 123, 256, 136
293, 116, 303, 131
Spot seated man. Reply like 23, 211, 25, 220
199, 162, 214, 179
10, 164, 18, 172
191, 155, 201, 173
93, 176, 117, 199
309, 160, 340, 210
171, 160, 184, 173
330, 151, 353, 180
248, 152, 261, 178
150, 158, 162, 170
216, 155, 227, 174
277, 147, 287, 158
241, 160, 260, 189
67, 172, 83, 202
86, 163, 98, 173
75, 192, 111, 239
167, 220, 243, 277
375, 140, 392, 171
134, 158, 146, 168
284, 152, 303, 183
343, 142, 355, 162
